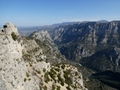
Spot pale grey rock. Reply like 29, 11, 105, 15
0, 23, 87, 90
30, 30, 66, 64
31, 30, 53, 42
114, 47, 120, 67
0, 73, 6, 90
0, 22, 19, 35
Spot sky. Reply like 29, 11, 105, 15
0, 0, 120, 27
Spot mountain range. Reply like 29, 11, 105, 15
30, 20, 120, 90
50, 21, 120, 72
1, 21, 120, 90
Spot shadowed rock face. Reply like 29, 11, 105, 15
91, 71, 120, 89
50, 21, 120, 72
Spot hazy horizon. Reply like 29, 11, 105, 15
0, 0, 120, 26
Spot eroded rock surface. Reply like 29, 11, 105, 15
0, 23, 87, 90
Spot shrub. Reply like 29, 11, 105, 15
44, 72, 50, 83
11, 32, 17, 41
23, 54, 31, 61
64, 70, 72, 85
66, 86, 71, 90
57, 74, 64, 86
43, 68, 46, 72
75, 72, 78, 76
52, 84, 56, 90
49, 69, 56, 81
54, 68, 60, 72
43, 85, 47, 90
24, 78, 27, 82
57, 86, 61, 90
61, 64, 65, 69
28, 78, 31, 81
39, 85, 42, 90
26, 72, 29, 77
35, 69, 41, 74
29, 63, 32, 67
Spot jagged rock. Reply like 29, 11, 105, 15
30, 31, 53, 42
29, 30, 66, 64
1, 22, 19, 35
0, 23, 87, 90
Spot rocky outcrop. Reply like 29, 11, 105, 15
0, 22, 19, 35
0, 23, 87, 90
30, 31, 52, 42
29, 30, 66, 64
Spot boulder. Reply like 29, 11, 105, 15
1, 22, 19, 35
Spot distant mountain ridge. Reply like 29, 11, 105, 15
18, 20, 109, 36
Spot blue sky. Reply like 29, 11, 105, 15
0, 0, 120, 26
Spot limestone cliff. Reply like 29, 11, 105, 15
51, 21, 120, 72
0, 23, 87, 90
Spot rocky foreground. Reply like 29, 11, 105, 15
0, 23, 87, 90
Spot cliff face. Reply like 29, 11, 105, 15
53, 21, 120, 45
51, 21, 120, 72
29, 30, 66, 64
0, 23, 87, 90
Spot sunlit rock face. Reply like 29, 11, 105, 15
0, 22, 19, 35
0, 23, 87, 90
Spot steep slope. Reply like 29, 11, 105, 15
0, 23, 87, 90
51, 21, 120, 71
91, 71, 120, 89
29, 30, 66, 64
80, 47, 120, 72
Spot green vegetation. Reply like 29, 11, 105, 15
24, 78, 27, 82
26, 72, 30, 77
39, 85, 42, 90
54, 68, 60, 72
28, 78, 31, 81
57, 86, 60, 90
61, 64, 65, 69
43, 68, 46, 72
57, 74, 64, 86
35, 69, 41, 74
71, 84, 77, 89
22, 54, 31, 61
66, 86, 71, 90
49, 69, 56, 82
44, 72, 50, 83
64, 70, 72, 86
43, 85, 47, 90
75, 72, 78, 76
29, 62, 32, 67
56, 64, 60, 68
11, 32, 17, 41
52, 84, 56, 90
